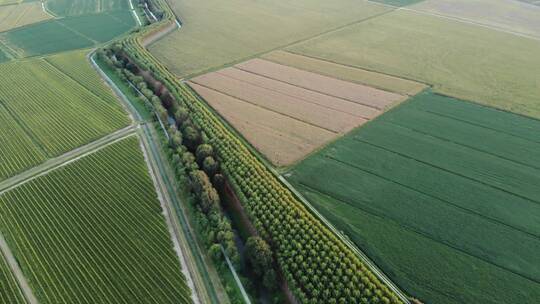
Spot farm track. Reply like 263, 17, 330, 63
0, 233, 38, 304
90, 54, 226, 304
0, 125, 137, 195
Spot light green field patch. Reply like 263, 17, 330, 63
149, 0, 391, 78
289, 10, 540, 119
0, 137, 193, 304
262, 50, 426, 95
46, 0, 130, 16
45, 49, 119, 105
0, 1, 53, 32
369, 0, 424, 7
411, 0, 540, 39
0, 58, 129, 156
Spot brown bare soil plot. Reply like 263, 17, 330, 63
189, 83, 335, 166
191, 72, 367, 133
213, 67, 382, 119
189, 58, 409, 166
235, 59, 406, 109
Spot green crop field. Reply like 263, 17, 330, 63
288, 9, 540, 119
0, 10, 135, 58
45, 49, 119, 105
58, 11, 135, 43
149, 0, 390, 77
369, 0, 423, 6
46, 0, 130, 16
0, 58, 129, 157
0, 253, 26, 304
0, 137, 193, 304
286, 91, 540, 304
0, 104, 46, 181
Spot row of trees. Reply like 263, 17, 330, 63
113, 1, 407, 301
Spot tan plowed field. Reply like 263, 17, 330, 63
189, 59, 409, 166
191, 72, 366, 133
235, 59, 405, 109
189, 83, 336, 166
214, 67, 382, 119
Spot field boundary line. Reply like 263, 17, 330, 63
214, 68, 380, 119
353, 137, 540, 206
54, 19, 98, 44
233, 65, 389, 111
0, 233, 39, 304
189, 80, 340, 134
137, 130, 201, 304
280, 49, 430, 93
398, 6, 540, 42
325, 153, 540, 239
385, 119, 540, 171
90, 52, 226, 304
0, 126, 136, 196
0, 99, 48, 156
294, 179, 540, 286
40, 0, 57, 18
180, 9, 397, 80
277, 175, 412, 303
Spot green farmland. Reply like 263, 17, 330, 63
0, 57, 128, 161
288, 9, 540, 119
149, 0, 390, 77
45, 49, 120, 105
0, 137, 193, 304
286, 91, 540, 304
0, 253, 26, 304
46, 0, 131, 16
0, 10, 135, 58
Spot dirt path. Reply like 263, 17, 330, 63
0, 125, 137, 195
0, 233, 38, 304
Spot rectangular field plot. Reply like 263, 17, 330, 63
0, 104, 46, 181
58, 11, 135, 43
286, 90, 540, 304
262, 51, 425, 96
0, 253, 26, 304
289, 10, 540, 119
189, 59, 406, 166
0, 137, 194, 304
149, 0, 390, 77
44, 49, 119, 105
411, 0, 540, 39
0, 1, 53, 32
0, 58, 129, 157
46, 0, 130, 16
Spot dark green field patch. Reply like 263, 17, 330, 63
46, 0, 130, 17
286, 90, 540, 304
0, 47, 9, 62
0, 10, 134, 57
1, 20, 94, 56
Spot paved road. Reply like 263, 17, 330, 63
0, 125, 137, 195
0, 234, 39, 304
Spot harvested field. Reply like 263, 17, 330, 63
149, 0, 390, 77
262, 51, 425, 96
288, 9, 540, 119
287, 90, 540, 304
189, 83, 336, 166
189, 59, 406, 166
411, 0, 540, 39
0, 2, 52, 33
236, 59, 405, 109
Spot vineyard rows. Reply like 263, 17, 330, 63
0, 59, 129, 156
0, 137, 193, 304
45, 50, 122, 106
119, 1, 405, 302
0, 105, 46, 181
0, 252, 26, 304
